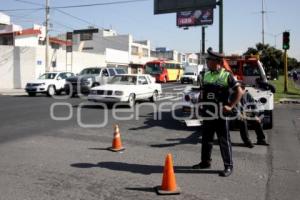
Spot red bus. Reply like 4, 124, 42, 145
144, 60, 183, 83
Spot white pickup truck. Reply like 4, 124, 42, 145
182, 57, 275, 129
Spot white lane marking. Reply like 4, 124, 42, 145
173, 88, 185, 91
158, 96, 176, 101
171, 97, 182, 101
162, 85, 186, 90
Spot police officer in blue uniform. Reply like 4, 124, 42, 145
192, 48, 243, 177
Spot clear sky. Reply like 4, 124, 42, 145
1, 0, 299, 60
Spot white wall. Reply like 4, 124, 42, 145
105, 48, 129, 65
0, 46, 14, 89
0, 46, 35, 89
15, 35, 39, 47
0, 45, 106, 89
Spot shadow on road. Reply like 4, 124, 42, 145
70, 162, 220, 175
125, 187, 155, 193
150, 131, 201, 148
129, 110, 199, 132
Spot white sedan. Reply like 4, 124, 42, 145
88, 74, 162, 107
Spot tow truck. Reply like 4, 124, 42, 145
182, 55, 274, 129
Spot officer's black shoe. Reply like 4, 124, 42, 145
245, 142, 254, 148
219, 166, 233, 177
256, 140, 269, 146
192, 161, 211, 169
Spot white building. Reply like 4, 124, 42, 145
150, 47, 199, 68
70, 28, 151, 73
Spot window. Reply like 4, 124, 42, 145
57, 73, 67, 79
116, 68, 126, 74
66, 73, 74, 78
51, 43, 60, 49
142, 48, 149, 57
108, 68, 116, 76
131, 46, 138, 55
39, 73, 57, 80
230, 65, 239, 74
80, 68, 100, 75
243, 64, 260, 76
101, 69, 109, 77
82, 47, 93, 50
138, 76, 148, 85
80, 33, 93, 41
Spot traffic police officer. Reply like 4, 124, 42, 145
192, 48, 243, 177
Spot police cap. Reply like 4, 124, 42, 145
206, 47, 224, 61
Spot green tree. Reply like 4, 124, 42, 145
243, 43, 298, 74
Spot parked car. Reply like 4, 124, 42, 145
25, 72, 74, 96
88, 74, 162, 107
65, 67, 126, 96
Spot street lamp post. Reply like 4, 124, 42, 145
45, 0, 50, 72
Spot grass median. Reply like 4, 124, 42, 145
270, 76, 300, 102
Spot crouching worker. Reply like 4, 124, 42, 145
238, 83, 269, 147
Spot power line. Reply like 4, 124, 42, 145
9, 0, 153, 48
1, 0, 149, 12
50, 0, 149, 9
55, 9, 99, 28
12, 0, 101, 33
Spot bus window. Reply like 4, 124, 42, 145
145, 63, 162, 75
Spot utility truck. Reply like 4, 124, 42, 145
182, 56, 274, 129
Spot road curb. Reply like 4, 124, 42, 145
279, 99, 300, 104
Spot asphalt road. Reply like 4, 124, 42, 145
0, 83, 299, 200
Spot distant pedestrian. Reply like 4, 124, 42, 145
293, 71, 298, 81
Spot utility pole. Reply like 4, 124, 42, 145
261, 0, 265, 45
201, 26, 206, 55
45, 0, 50, 72
218, 0, 223, 53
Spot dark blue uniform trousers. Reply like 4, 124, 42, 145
201, 118, 233, 167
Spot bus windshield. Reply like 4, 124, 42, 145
145, 63, 162, 75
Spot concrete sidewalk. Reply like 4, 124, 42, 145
279, 98, 300, 104
0, 88, 27, 96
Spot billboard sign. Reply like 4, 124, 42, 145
177, 8, 213, 27
154, 0, 216, 14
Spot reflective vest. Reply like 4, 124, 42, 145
202, 68, 231, 104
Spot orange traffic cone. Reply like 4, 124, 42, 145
155, 153, 180, 195
108, 124, 125, 152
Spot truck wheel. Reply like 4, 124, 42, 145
47, 85, 56, 96
263, 110, 273, 129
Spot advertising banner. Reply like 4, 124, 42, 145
177, 8, 213, 27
